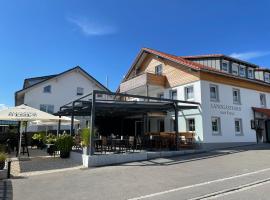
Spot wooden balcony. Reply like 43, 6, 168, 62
120, 73, 167, 93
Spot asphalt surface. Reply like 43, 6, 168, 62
8, 144, 270, 200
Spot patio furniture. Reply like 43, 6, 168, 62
179, 132, 196, 148
74, 134, 81, 150
128, 136, 135, 152
135, 136, 142, 151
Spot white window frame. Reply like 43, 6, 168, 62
184, 86, 194, 100
211, 117, 221, 135
77, 87, 84, 96
43, 85, 51, 93
232, 63, 239, 76
260, 93, 267, 107
234, 118, 243, 136
210, 84, 219, 102
232, 88, 241, 104
155, 64, 163, 75
247, 68, 254, 79
186, 118, 195, 132
239, 65, 246, 77
40, 104, 54, 114
221, 61, 229, 73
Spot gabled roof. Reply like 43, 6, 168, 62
123, 47, 216, 82
23, 75, 57, 89
119, 47, 270, 92
16, 66, 110, 95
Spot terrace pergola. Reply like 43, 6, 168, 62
56, 90, 200, 155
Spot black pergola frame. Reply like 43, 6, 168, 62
56, 90, 200, 155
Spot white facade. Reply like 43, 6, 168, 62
145, 79, 267, 145
15, 67, 109, 131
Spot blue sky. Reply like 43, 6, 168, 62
0, 0, 270, 108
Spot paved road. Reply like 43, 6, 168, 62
9, 144, 270, 200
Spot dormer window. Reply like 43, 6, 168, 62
239, 65, 246, 77
221, 61, 229, 72
232, 63, 239, 76
155, 64, 163, 75
43, 85, 51, 93
247, 68, 254, 79
264, 73, 270, 83
77, 87, 84, 96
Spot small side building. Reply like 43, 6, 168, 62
15, 66, 110, 132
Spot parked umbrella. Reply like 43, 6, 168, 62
0, 104, 60, 158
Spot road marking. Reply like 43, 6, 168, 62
127, 167, 270, 200
189, 178, 270, 199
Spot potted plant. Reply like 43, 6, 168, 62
81, 128, 90, 155
0, 153, 6, 170
32, 132, 46, 149
55, 134, 73, 158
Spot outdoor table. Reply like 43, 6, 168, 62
111, 139, 128, 153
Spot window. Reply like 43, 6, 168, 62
186, 118, 195, 132
170, 90, 177, 100
210, 84, 219, 101
239, 66, 246, 77
157, 93, 164, 99
232, 63, 239, 76
155, 64, 163, 75
247, 68, 254, 79
184, 86, 194, 100
235, 119, 243, 135
158, 119, 165, 132
264, 73, 270, 83
260, 94, 266, 107
221, 61, 229, 72
212, 117, 221, 135
77, 87, 84, 96
43, 85, 51, 93
40, 104, 54, 114
233, 88, 241, 104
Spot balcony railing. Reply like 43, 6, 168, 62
120, 73, 167, 93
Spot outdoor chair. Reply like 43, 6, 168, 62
74, 134, 81, 150
101, 136, 110, 154
128, 136, 135, 152
135, 136, 142, 151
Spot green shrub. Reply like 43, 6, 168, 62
46, 134, 57, 144
55, 134, 74, 153
81, 128, 90, 147
0, 152, 7, 162
32, 132, 46, 142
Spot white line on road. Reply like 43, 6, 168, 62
127, 167, 270, 200
189, 178, 270, 199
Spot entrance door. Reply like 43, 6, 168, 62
265, 120, 270, 142
135, 121, 144, 136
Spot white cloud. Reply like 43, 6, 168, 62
0, 104, 8, 111
67, 16, 116, 36
229, 51, 270, 60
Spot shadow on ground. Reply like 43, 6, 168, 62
122, 144, 270, 167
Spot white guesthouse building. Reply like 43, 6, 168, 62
15, 66, 109, 132
119, 48, 270, 149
